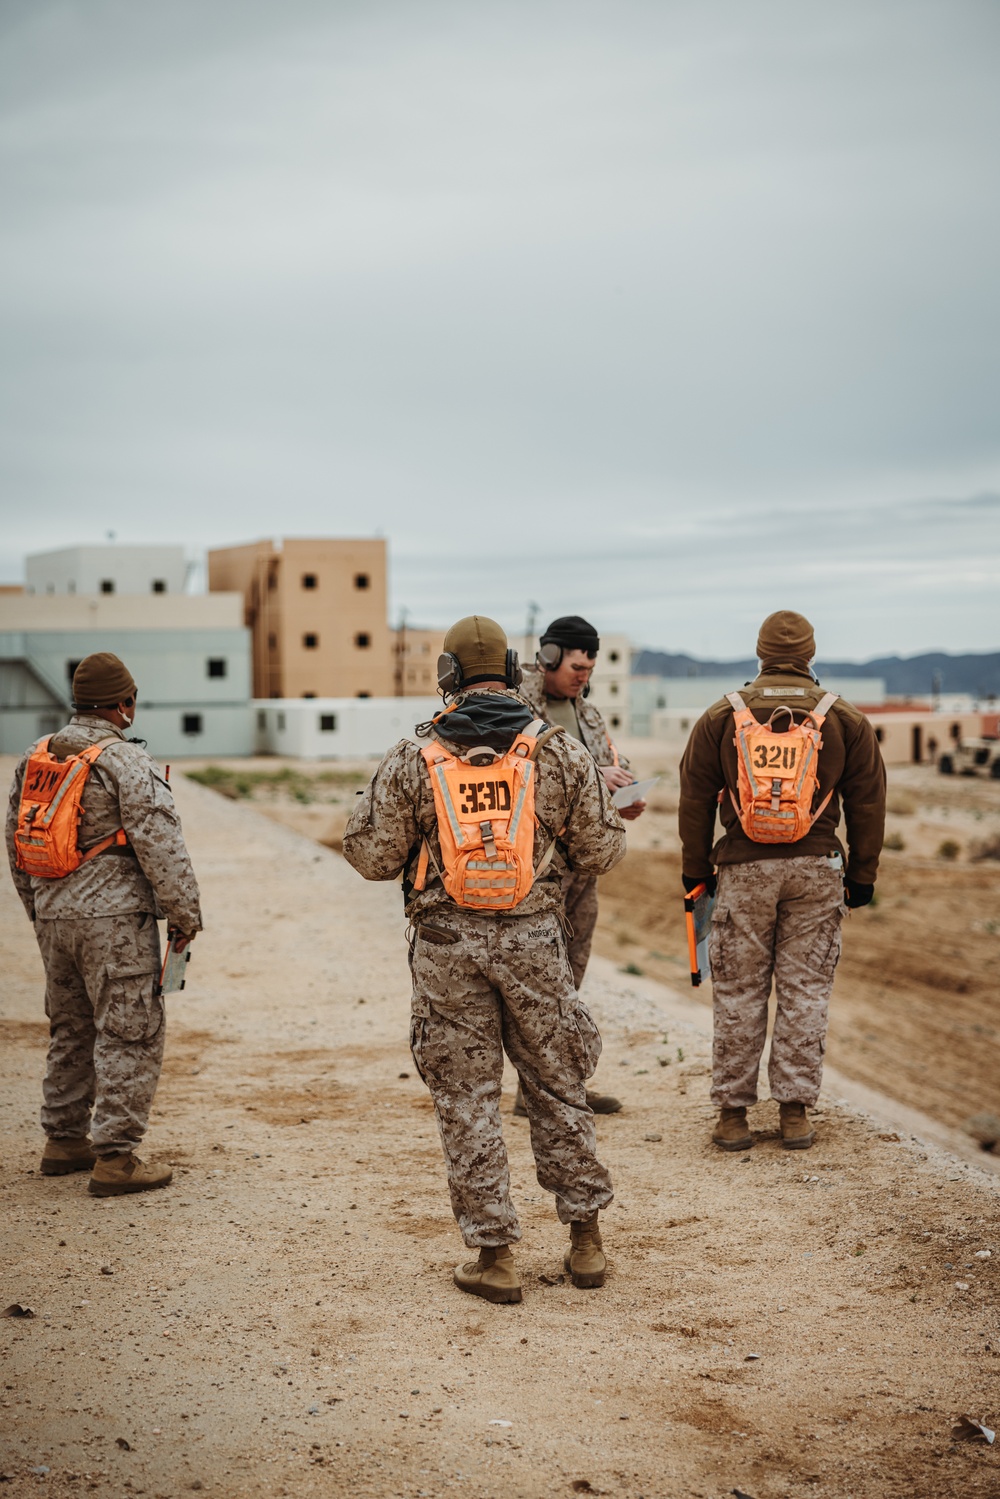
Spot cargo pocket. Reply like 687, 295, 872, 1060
708, 905, 731, 982
571, 1002, 603, 1078
409, 1013, 430, 1086
811, 913, 843, 977
99, 966, 162, 1043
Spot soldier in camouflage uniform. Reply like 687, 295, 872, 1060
344, 617, 626, 1302
678, 612, 885, 1151
518, 615, 645, 1116
6, 653, 202, 1195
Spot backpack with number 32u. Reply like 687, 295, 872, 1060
727, 690, 839, 843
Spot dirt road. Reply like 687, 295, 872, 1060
2, 764, 999, 1499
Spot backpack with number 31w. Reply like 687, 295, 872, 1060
727, 690, 839, 843
14, 738, 128, 879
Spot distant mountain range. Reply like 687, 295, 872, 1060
632, 650, 1000, 699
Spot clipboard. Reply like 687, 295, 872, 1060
155, 930, 191, 997
683, 882, 715, 987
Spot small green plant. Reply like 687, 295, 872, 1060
621, 962, 644, 976
884, 831, 906, 852
676, 1047, 685, 1063
937, 839, 961, 861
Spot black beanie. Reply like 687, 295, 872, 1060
540, 615, 600, 652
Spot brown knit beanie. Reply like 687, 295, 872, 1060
756, 610, 816, 667
443, 616, 509, 683
72, 653, 137, 709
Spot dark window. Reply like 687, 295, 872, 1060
319, 713, 337, 732
355, 632, 370, 648
100, 579, 115, 594
874, 726, 884, 743
207, 658, 227, 678
610, 715, 621, 728
277, 712, 286, 730
152, 579, 166, 594
302, 692, 316, 699
303, 633, 318, 649
182, 713, 203, 736
357, 691, 370, 698
268, 632, 277, 650
256, 710, 267, 729
67, 659, 82, 685
302, 574, 317, 589
609, 650, 619, 663
610, 682, 618, 695
354, 573, 370, 589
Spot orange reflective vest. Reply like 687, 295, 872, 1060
415, 719, 560, 911
727, 690, 838, 843
14, 737, 128, 879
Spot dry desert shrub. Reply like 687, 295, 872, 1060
969, 832, 1000, 862
937, 839, 961, 861
886, 789, 917, 816
884, 831, 906, 851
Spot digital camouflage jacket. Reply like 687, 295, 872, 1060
343, 689, 626, 922
6, 715, 203, 933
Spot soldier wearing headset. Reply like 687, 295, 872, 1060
518, 616, 646, 1116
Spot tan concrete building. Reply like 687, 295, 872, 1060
208, 538, 392, 700
392, 625, 446, 695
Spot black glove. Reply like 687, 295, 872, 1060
683, 873, 717, 898
844, 880, 874, 909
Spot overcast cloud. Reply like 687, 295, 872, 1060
1, 0, 998, 658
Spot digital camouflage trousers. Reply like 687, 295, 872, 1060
34, 912, 164, 1156
409, 909, 614, 1246
708, 856, 845, 1108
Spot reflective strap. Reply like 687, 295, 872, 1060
465, 876, 517, 889
810, 691, 838, 726
432, 764, 465, 847
506, 761, 532, 840
37, 758, 89, 827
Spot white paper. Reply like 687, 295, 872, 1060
611, 775, 659, 810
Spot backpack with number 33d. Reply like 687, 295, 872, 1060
414, 719, 562, 910
727, 690, 839, 843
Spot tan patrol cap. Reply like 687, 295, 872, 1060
442, 616, 508, 682
756, 610, 816, 666
72, 652, 137, 709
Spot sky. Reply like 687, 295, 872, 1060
1, 0, 998, 660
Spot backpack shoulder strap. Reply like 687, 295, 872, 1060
78, 736, 122, 765
810, 691, 838, 724
726, 690, 755, 727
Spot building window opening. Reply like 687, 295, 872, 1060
302, 574, 318, 589
874, 726, 884, 743
357, 691, 371, 698
256, 710, 267, 730
67, 659, 82, 686
355, 632, 370, 648
268, 632, 277, 650
610, 682, 618, 695
277, 712, 286, 730
354, 573, 370, 589
303, 633, 319, 649
182, 713, 203, 736
320, 713, 337, 732
610, 715, 621, 728
100, 579, 115, 594
303, 692, 316, 699
152, 579, 166, 594
207, 658, 227, 678
609, 650, 619, 663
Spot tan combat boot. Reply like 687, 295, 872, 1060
88, 1153, 173, 1197
513, 1084, 622, 1117
41, 1137, 96, 1176
779, 1102, 815, 1150
453, 1245, 522, 1304
563, 1211, 606, 1289
712, 1107, 753, 1151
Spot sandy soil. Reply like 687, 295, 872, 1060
2, 758, 1000, 1499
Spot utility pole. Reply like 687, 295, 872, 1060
524, 601, 540, 667
394, 607, 409, 697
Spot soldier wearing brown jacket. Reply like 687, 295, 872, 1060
6, 653, 202, 1195
679, 612, 885, 1151
343, 617, 626, 1304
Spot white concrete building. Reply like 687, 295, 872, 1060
0, 592, 253, 757
253, 697, 440, 759
26, 545, 189, 597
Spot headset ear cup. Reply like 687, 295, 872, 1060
535, 641, 562, 671
437, 652, 463, 695
506, 649, 522, 689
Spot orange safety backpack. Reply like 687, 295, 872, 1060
727, 690, 839, 844
14, 737, 128, 879
414, 719, 561, 911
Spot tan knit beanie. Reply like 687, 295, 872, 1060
756, 610, 816, 667
72, 653, 137, 709
442, 616, 509, 682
